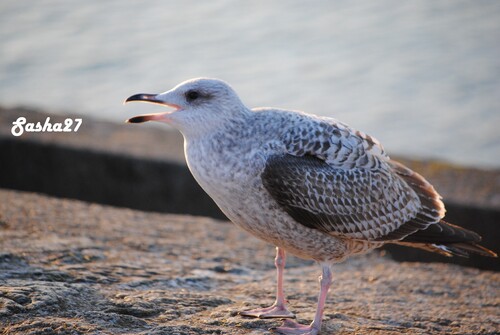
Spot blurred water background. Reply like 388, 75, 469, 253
1, 1, 499, 168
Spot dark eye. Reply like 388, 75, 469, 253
186, 90, 200, 102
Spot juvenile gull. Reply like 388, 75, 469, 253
125, 78, 496, 335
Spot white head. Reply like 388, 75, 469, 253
125, 78, 248, 136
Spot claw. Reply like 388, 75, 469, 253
271, 319, 319, 335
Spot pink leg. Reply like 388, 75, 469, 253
272, 263, 332, 335
240, 247, 295, 319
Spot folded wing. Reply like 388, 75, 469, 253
262, 154, 443, 241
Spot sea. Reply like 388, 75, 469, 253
1, 0, 499, 168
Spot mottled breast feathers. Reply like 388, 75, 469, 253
262, 119, 446, 242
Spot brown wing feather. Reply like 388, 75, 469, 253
375, 160, 445, 240
262, 154, 434, 241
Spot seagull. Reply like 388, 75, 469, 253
125, 78, 496, 335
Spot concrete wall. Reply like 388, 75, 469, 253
1, 107, 498, 270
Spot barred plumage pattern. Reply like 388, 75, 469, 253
128, 78, 496, 261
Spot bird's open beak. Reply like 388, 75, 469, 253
124, 93, 181, 123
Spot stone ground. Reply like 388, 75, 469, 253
0, 189, 498, 335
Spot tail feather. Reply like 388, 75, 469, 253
439, 242, 498, 258
388, 160, 496, 259
401, 220, 480, 244
398, 220, 497, 258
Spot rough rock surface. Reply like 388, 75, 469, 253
0, 189, 498, 334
